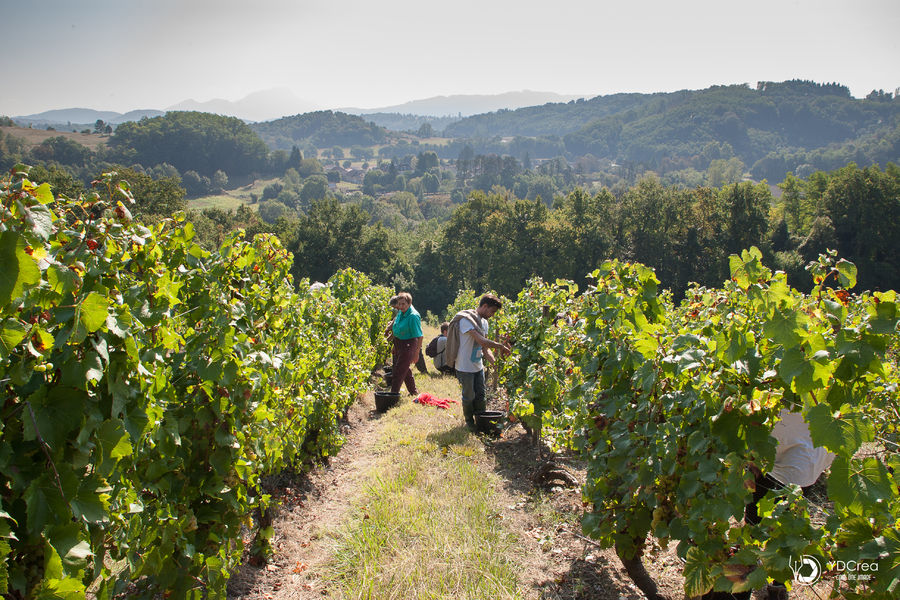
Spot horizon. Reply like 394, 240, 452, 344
8, 80, 893, 124
3, 0, 898, 117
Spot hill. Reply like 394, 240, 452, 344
250, 111, 389, 151
358, 113, 462, 134
443, 80, 900, 181
13, 108, 164, 128
0, 124, 109, 151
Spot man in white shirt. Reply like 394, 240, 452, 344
739, 408, 835, 600
445, 294, 510, 429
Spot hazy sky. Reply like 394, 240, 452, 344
3, 0, 899, 115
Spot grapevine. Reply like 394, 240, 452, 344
0, 166, 392, 598
494, 249, 899, 598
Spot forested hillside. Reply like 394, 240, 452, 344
443, 81, 900, 182
110, 111, 269, 177
251, 110, 388, 151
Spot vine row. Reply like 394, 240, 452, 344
490, 249, 899, 598
0, 167, 391, 598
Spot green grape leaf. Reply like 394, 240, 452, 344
0, 231, 41, 307
77, 292, 109, 334
763, 309, 803, 349
778, 347, 815, 396
34, 182, 54, 204
828, 456, 894, 513
835, 259, 857, 290
97, 418, 132, 461
0, 319, 28, 358
47, 264, 79, 295
69, 485, 109, 525
684, 546, 716, 597
47, 522, 93, 570
28, 204, 54, 241
23, 387, 86, 450
807, 404, 874, 457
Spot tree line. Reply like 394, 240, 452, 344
410, 164, 899, 314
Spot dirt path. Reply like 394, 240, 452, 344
227, 393, 384, 599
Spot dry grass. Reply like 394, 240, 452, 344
1, 125, 109, 150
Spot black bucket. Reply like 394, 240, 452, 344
474, 410, 504, 434
374, 391, 400, 413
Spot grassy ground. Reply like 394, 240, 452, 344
325, 380, 526, 599
187, 177, 279, 211
1, 125, 110, 151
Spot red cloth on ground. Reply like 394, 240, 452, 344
414, 393, 458, 409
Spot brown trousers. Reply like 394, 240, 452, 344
391, 337, 422, 394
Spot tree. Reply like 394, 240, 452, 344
721, 181, 772, 256
109, 111, 268, 177
29, 136, 92, 166
777, 172, 812, 234
288, 145, 303, 170
288, 197, 397, 285
107, 166, 187, 217
300, 176, 329, 209
258, 200, 291, 223
423, 172, 440, 193
297, 157, 324, 178
417, 123, 435, 138
389, 191, 423, 220
182, 170, 210, 197
821, 164, 900, 291
706, 157, 744, 187
415, 151, 439, 174
212, 170, 228, 192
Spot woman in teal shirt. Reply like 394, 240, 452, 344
390, 291, 423, 395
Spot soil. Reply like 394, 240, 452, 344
226, 390, 830, 600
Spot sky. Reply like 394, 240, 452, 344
2, 0, 899, 116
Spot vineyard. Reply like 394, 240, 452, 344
0, 167, 391, 598
2, 164, 899, 599
489, 251, 900, 598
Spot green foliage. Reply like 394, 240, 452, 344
444, 81, 899, 180
288, 197, 399, 287
251, 111, 387, 152
493, 278, 581, 449
102, 167, 187, 218
493, 249, 900, 598
0, 167, 392, 596
109, 111, 268, 177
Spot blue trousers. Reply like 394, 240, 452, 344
456, 369, 485, 426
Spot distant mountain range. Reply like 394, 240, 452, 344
8, 89, 589, 128
340, 90, 587, 117
13, 108, 165, 128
